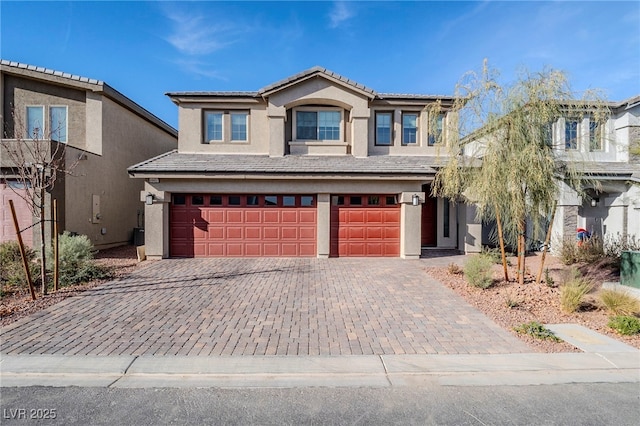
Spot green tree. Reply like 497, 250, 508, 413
432, 60, 609, 285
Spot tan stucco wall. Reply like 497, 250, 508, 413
64, 95, 176, 248
177, 101, 269, 154
2, 74, 87, 148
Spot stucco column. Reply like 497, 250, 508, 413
399, 192, 424, 259
551, 182, 580, 252
142, 186, 169, 260
463, 204, 482, 254
351, 116, 369, 158
268, 107, 286, 157
316, 193, 331, 258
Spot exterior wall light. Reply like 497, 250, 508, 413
145, 193, 155, 205
412, 194, 420, 206
591, 198, 599, 207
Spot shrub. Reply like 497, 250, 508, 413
514, 321, 562, 342
559, 237, 578, 265
559, 268, 594, 313
544, 268, 556, 288
608, 316, 640, 336
464, 254, 494, 289
0, 241, 39, 294
50, 232, 112, 287
598, 289, 640, 316
604, 234, 640, 270
447, 262, 463, 275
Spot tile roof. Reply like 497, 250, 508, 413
128, 151, 441, 175
1, 59, 103, 85
258, 66, 377, 97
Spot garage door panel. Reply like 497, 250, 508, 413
226, 210, 243, 223
244, 211, 262, 223
245, 227, 262, 239
281, 227, 298, 240
245, 243, 262, 256
207, 210, 225, 222
208, 226, 225, 239
226, 227, 243, 239
263, 211, 281, 223
299, 211, 316, 223
263, 227, 280, 239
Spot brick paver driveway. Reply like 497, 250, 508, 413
1, 258, 530, 356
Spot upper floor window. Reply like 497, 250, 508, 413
402, 112, 418, 145
589, 119, 603, 151
205, 112, 223, 142
50, 106, 68, 143
428, 113, 444, 146
26, 106, 44, 139
565, 119, 579, 150
294, 108, 342, 141
375, 112, 392, 146
204, 110, 249, 143
231, 112, 248, 141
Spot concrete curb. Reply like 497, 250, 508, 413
2, 353, 638, 388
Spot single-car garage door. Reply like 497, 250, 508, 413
170, 194, 317, 257
330, 195, 400, 257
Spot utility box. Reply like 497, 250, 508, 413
133, 227, 145, 247
620, 251, 640, 289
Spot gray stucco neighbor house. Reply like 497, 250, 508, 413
1, 60, 178, 249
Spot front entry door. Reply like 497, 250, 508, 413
421, 185, 437, 247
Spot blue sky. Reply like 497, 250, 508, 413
2, 1, 638, 129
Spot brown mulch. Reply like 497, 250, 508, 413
427, 252, 640, 353
2, 248, 639, 353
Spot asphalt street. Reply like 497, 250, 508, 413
2, 383, 639, 425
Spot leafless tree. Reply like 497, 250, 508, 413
1, 109, 78, 295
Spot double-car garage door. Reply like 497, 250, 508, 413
169, 194, 400, 258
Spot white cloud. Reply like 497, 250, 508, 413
329, 1, 355, 29
164, 9, 235, 56
172, 59, 227, 80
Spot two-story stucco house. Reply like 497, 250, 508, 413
129, 67, 479, 259
1, 60, 178, 249
549, 96, 640, 246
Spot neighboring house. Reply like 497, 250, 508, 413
1, 60, 178, 249
129, 66, 478, 259
550, 97, 640, 246
467, 96, 640, 249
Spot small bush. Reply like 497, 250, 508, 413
544, 268, 556, 288
0, 241, 39, 294
447, 263, 463, 275
464, 254, 494, 289
514, 321, 562, 342
50, 232, 112, 287
598, 289, 640, 316
559, 237, 578, 265
608, 316, 640, 336
559, 268, 594, 313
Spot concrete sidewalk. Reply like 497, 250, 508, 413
1, 352, 638, 388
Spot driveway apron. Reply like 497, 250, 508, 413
1, 258, 530, 356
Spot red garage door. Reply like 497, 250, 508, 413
170, 194, 316, 257
330, 195, 400, 257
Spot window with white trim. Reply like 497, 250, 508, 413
26, 106, 44, 139
428, 113, 444, 146
589, 118, 603, 151
50, 106, 68, 143
293, 108, 342, 141
204, 110, 249, 143
402, 112, 418, 145
565, 118, 579, 150
375, 112, 392, 146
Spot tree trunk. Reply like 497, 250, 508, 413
40, 183, 47, 295
8, 200, 36, 300
518, 217, 526, 286
536, 201, 557, 285
495, 208, 509, 281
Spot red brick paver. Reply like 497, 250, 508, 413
1, 258, 530, 356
